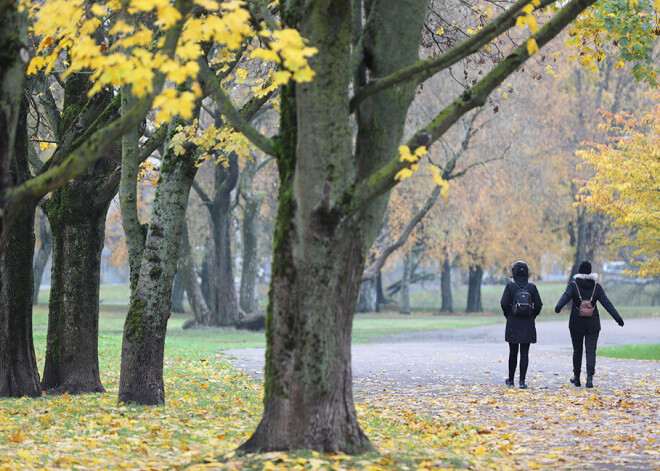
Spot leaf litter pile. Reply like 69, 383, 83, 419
1, 339, 658, 470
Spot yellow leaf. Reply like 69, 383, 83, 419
394, 168, 414, 181
526, 38, 539, 56
7, 430, 25, 443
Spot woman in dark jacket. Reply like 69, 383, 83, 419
500, 261, 543, 389
554, 260, 625, 388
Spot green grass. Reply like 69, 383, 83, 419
32, 307, 502, 352
599, 344, 660, 361
407, 282, 660, 317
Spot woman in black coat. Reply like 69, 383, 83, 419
555, 260, 625, 388
500, 261, 543, 389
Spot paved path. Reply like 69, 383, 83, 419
223, 318, 660, 389
223, 318, 660, 470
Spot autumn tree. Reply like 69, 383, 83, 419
237, 0, 611, 454
576, 100, 660, 277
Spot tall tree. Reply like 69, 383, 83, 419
41, 73, 122, 394
240, 0, 601, 454
0, 98, 42, 398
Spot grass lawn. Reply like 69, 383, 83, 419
599, 344, 660, 361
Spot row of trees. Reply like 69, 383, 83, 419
1, 0, 658, 455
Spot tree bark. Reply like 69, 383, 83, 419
439, 256, 453, 313
355, 279, 377, 313
239, 161, 263, 314
180, 220, 212, 327
203, 151, 244, 325
400, 252, 411, 315
466, 265, 483, 313
32, 209, 52, 305
0, 2, 29, 252
118, 110, 199, 405
241, 0, 426, 454
171, 272, 185, 313
0, 99, 41, 398
41, 72, 120, 394
42, 194, 110, 393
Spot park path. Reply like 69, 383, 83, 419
223, 318, 660, 470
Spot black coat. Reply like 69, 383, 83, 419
501, 276, 543, 344
555, 273, 623, 334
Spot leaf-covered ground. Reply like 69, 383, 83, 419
1, 346, 525, 471
1, 326, 658, 470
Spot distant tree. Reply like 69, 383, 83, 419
576, 101, 660, 277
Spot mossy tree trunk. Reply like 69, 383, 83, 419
32, 209, 51, 305
466, 265, 483, 313
118, 85, 201, 403
240, 0, 426, 453
0, 2, 29, 247
0, 99, 41, 398
41, 72, 120, 394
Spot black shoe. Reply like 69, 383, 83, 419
519, 381, 527, 389
505, 378, 514, 388
570, 376, 581, 387
586, 374, 594, 388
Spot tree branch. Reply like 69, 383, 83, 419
192, 179, 212, 204
362, 185, 441, 282
347, 0, 597, 217
197, 57, 276, 156
349, 0, 554, 112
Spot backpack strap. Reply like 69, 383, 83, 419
589, 283, 597, 302
573, 280, 583, 301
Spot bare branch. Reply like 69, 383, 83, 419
362, 185, 441, 282
350, 0, 555, 112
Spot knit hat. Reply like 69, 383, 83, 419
578, 260, 592, 274
513, 261, 529, 278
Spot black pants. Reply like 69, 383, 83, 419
508, 342, 530, 382
570, 330, 599, 375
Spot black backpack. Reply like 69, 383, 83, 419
512, 283, 533, 317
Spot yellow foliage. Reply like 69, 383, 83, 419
576, 99, 660, 277
28, 0, 317, 125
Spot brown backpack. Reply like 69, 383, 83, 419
573, 281, 597, 318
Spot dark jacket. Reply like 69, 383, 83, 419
555, 273, 623, 334
501, 276, 543, 344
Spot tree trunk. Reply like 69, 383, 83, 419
171, 272, 185, 313
206, 152, 243, 325
355, 279, 377, 313
568, 206, 597, 282
241, 0, 426, 453
118, 138, 198, 405
41, 72, 120, 394
32, 209, 52, 305
180, 220, 212, 327
42, 197, 109, 393
400, 252, 411, 315
376, 271, 386, 309
466, 265, 483, 313
0, 99, 41, 398
239, 170, 263, 314
439, 256, 453, 313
